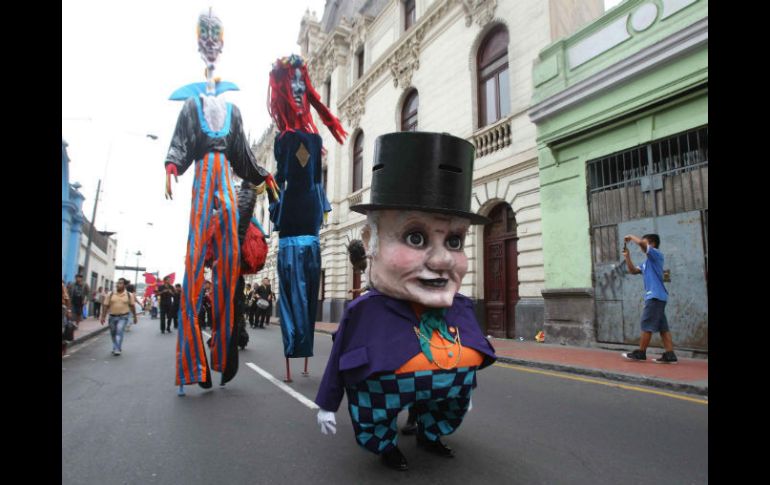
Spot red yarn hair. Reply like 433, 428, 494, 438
268, 58, 347, 145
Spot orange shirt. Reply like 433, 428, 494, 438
395, 302, 483, 374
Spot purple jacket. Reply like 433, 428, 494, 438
314, 289, 497, 412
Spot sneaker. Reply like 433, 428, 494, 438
653, 351, 678, 364
114, 350, 122, 356
621, 349, 646, 361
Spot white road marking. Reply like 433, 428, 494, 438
245, 362, 319, 410
202, 330, 318, 410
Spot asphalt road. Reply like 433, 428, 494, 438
62, 315, 708, 485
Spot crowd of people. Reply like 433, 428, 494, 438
62, 273, 277, 356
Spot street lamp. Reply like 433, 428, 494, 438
134, 250, 142, 293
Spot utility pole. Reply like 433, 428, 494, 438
82, 179, 101, 286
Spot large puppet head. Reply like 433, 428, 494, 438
197, 9, 224, 66
363, 210, 471, 308
268, 54, 347, 144
351, 132, 490, 308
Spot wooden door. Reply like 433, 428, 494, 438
484, 203, 518, 338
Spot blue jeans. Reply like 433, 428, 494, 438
108, 315, 129, 352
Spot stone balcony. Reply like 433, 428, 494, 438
472, 115, 513, 158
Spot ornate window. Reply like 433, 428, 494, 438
401, 89, 419, 132
477, 26, 511, 127
404, 0, 416, 31
352, 132, 364, 192
356, 48, 365, 79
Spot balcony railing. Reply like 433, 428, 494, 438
348, 191, 363, 206
472, 115, 513, 158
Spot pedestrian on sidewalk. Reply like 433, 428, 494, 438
124, 281, 137, 332
92, 286, 103, 320
255, 278, 274, 328
62, 280, 73, 355
621, 234, 678, 364
158, 277, 174, 334
172, 284, 182, 330
101, 278, 138, 356
245, 283, 256, 328
198, 281, 213, 329
67, 274, 90, 330
151, 294, 158, 319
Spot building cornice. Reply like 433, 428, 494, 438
529, 16, 707, 124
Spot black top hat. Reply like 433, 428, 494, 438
350, 132, 490, 225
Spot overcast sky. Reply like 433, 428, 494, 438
63, 0, 622, 284
63, 0, 327, 283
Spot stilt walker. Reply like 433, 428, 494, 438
164, 9, 279, 396
267, 54, 346, 382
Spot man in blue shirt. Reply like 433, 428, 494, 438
621, 233, 678, 364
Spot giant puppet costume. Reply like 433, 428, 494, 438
163, 10, 278, 395
267, 54, 346, 382
314, 132, 497, 471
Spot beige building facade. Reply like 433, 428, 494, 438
251, 0, 603, 337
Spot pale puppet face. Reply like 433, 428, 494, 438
364, 210, 470, 308
197, 12, 224, 64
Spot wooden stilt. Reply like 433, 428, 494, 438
284, 358, 293, 383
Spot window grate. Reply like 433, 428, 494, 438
587, 126, 708, 193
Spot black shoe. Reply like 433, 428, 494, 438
381, 447, 408, 471
416, 434, 454, 457
621, 349, 647, 361
653, 351, 678, 364
401, 421, 418, 435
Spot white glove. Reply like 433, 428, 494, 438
317, 409, 336, 435
468, 398, 473, 412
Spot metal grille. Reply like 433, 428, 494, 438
587, 126, 708, 264
588, 126, 708, 193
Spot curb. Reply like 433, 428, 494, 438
313, 327, 707, 398
70, 325, 110, 346
494, 356, 707, 397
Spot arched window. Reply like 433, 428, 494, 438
352, 132, 364, 192
401, 89, 419, 132
356, 48, 365, 79
477, 26, 511, 128
404, 0, 416, 31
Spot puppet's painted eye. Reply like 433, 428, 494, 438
405, 232, 426, 248
446, 235, 464, 250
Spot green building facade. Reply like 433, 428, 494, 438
529, 0, 708, 354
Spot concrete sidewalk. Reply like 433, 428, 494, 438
312, 320, 708, 397
67, 317, 109, 345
